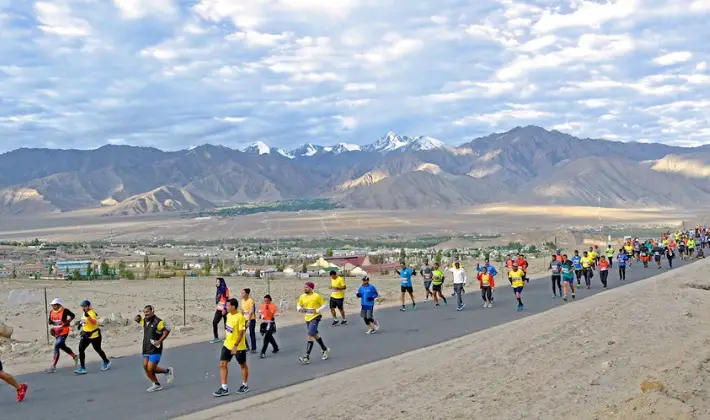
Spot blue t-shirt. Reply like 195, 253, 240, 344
357, 284, 379, 309
571, 255, 582, 270
476, 264, 498, 277
616, 254, 628, 266
399, 268, 414, 287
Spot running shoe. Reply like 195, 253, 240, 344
572, 294, 576, 300
331, 320, 339, 326
74, 367, 87, 375
365, 329, 373, 335
272, 348, 280, 354
299, 356, 310, 365
237, 385, 250, 394
488, 302, 493, 308
101, 361, 111, 371
16, 384, 28, 402
456, 305, 463, 311
412, 304, 417, 311
166, 367, 174, 384
259, 353, 266, 359
340, 319, 347, 326
373, 321, 380, 332
435, 304, 440, 307
209, 338, 221, 344
399, 306, 406, 312
146, 384, 163, 393
213, 387, 229, 397
483, 303, 488, 308
552, 294, 557, 299
45, 366, 57, 374
562, 296, 568, 302
322, 349, 330, 360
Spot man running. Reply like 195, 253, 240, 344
420, 261, 434, 301
688, 237, 696, 259
134, 305, 174, 392
571, 251, 583, 286
605, 245, 615, 269
508, 264, 527, 311
581, 251, 593, 289
652, 243, 664, 269
560, 254, 576, 301
598, 255, 610, 289
0, 359, 27, 402
617, 248, 628, 280
74, 300, 111, 374
328, 270, 347, 326
240, 288, 257, 353
477, 266, 495, 308
449, 260, 468, 311
46, 298, 79, 373
297, 282, 330, 364
431, 263, 447, 306
258, 294, 279, 358
666, 245, 675, 268
213, 298, 249, 397
356, 276, 380, 334
549, 254, 562, 298
395, 262, 416, 311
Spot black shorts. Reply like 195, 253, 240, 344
432, 283, 442, 292
401, 285, 414, 293
329, 297, 344, 310
0, 357, 3, 371
220, 347, 247, 365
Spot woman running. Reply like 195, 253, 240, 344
211, 278, 230, 344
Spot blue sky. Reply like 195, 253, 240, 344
1, 0, 709, 152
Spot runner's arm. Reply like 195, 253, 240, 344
315, 303, 328, 314
62, 309, 75, 326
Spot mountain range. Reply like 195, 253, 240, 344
2, 125, 710, 216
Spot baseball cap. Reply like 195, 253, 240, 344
50, 297, 63, 306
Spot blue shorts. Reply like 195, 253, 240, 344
563, 277, 574, 283
513, 286, 523, 294
142, 354, 161, 364
306, 315, 322, 337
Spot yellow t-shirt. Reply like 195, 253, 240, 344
297, 292, 326, 322
241, 297, 255, 321
589, 251, 597, 260
330, 276, 346, 299
224, 312, 247, 351
624, 245, 633, 254
581, 257, 592, 268
508, 270, 524, 288
82, 309, 100, 339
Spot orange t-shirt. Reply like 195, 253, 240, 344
259, 303, 278, 321
598, 260, 609, 271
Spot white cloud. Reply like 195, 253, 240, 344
263, 84, 292, 92
344, 82, 376, 91
357, 37, 423, 64
454, 105, 553, 126
533, 0, 639, 33
334, 115, 357, 129
652, 51, 693, 66
35, 2, 91, 37
215, 117, 247, 123
697, 61, 708, 71
113, 0, 176, 19
516, 35, 557, 52
226, 30, 293, 47
577, 99, 613, 108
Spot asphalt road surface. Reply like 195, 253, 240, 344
1, 257, 692, 419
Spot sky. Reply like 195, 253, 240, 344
1, 0, 709, 152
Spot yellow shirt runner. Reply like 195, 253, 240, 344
330, 276, 345, 299
297, 293, 326, 322
82, 309, 100, 339
509, 270, 524, 288
224, 312, 247, 351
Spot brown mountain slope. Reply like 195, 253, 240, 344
0, 188, 58, 216
102, 186, 214, 216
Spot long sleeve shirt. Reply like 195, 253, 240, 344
448, 267, 467, 285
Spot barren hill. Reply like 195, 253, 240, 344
102, 186, 214, 216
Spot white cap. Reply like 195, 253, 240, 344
50, 297, 63, 306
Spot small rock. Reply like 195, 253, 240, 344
601, 361, 612, 369
640, 380, 665, 393
607, 340, 615, 345
682, 310, 691, 317
590, 378, 600, 386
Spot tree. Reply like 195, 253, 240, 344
100, 261, 110, 276
86, 263, 93, 278
325, 248, 333, 257
302, 261, 308, 273
204, 258, 212, 276
399, 248, 406, 262
143, 255, 150, 279
162, 257, 167, 267
72, 269, 82, 280
118, 260, 126, 272
435, 249, 443, 266
215, 259, 224, 274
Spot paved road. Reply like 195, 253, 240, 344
1, 258, 692, 419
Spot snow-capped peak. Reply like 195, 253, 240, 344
365, 131, 411, 153
332, 142, 361, 154
243, 141, 271, 155
406, 136, 447, 151
276, 148, 294, 159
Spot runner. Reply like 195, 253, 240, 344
449, 260, 468, 311
605, 245, 615, 269
46, 298, 79, 373
328, 270, 347, 326
240, 288, 257, 353
571, 251, 583, 286
560, 254, 576, 301
516, 254, 529, 282
420, 261, 434, 301
395, 262, 416, 311
477, 266, 495, 308
549, 254, 562, 298
665, 245, 675, 268
210, 278, 230, 344
0, 359, 27, 402
678, 238, 687, 260
297, 282, 330, 364
258, 294, 279, 358
134, 305, 174, 392
640, 245, 650, 267
508, 264, 527, 311
356, 276, 380, 334
652, 243, 664, 269
617, 248, 628, 280
213, 298, 249, 397
624, 242, 634, 266
589, 246, 598, 269
431, 263, 448, 307
688, 237, 696, 259
597, 256, 610, 289
74, 300, 111, 374
581, 251, 593, 289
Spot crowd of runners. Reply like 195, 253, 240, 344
1, 227, 707, 403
